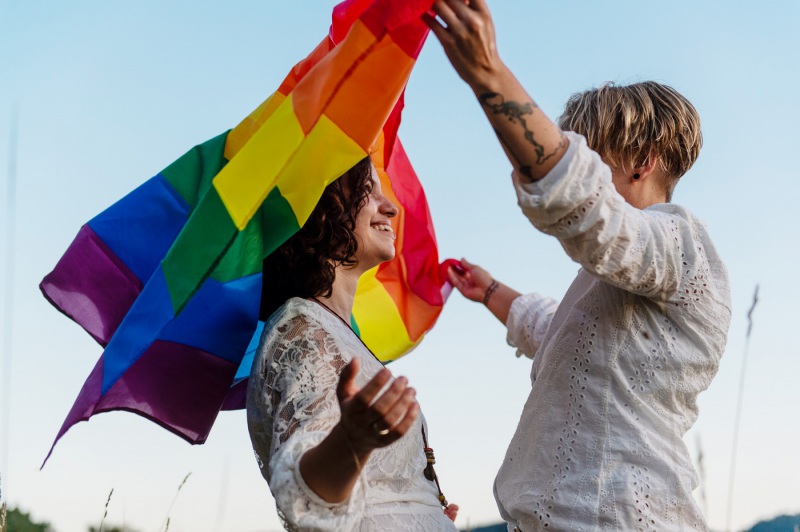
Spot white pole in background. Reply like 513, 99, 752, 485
725, 284, 759, 531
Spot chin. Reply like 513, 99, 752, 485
357, 243, 396, 270
372, 251, 394, 266
359, 253, 394, 272
382, 244, 397, 262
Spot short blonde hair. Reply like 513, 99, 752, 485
557, 81, 702, 201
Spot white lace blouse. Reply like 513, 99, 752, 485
495, 132, 732, 531
246, 298, 457, 532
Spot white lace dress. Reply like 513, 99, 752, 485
246, 297, 457, 532
494, 132, 732, 531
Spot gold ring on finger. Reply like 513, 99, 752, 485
371, 421, 390, 436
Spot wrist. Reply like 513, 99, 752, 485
483, 279, 500, 306
334, 422, 372, 468
468, 60, 512, 96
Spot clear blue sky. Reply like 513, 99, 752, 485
1, 1, 799, 531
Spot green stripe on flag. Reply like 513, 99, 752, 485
162, 185, 238, 313
161, 131, 229, 208
211, 187, 300, 282
260, 186, 302, 259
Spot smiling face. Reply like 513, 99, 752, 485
352, 165, 398, 272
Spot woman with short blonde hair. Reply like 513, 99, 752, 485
559, 81, 703, 201
428, 0, 731, 530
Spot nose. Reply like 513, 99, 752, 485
380, 194, 398, 219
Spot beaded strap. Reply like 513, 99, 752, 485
421, 426, 449, 508
312, 298, 450, 508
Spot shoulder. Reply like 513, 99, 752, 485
648, 203, 731, 308
645, 203, 722, 256
266, 298, 328, 338
261, 298, 348, 359
645, 202, 698, 223
645, 203, 720, 252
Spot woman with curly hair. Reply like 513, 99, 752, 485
246, 157, 458, 531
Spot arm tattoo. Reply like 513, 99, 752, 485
479, 91, 565, 169
492, 128, 533, 178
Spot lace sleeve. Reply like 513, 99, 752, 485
253, 313, 366, 532
513, 132, 710, 302
506, 293, 559, 359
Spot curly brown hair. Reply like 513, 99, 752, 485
259, 156, 374, 320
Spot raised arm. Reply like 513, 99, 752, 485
425, 0, 568, 182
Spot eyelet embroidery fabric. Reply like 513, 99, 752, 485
505, 293, 559, 359
497, 132, 731, 531
246, 298, 457, 532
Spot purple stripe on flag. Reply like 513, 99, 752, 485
221, 379, 249, 411
41, 356, 104, 468
40, 225, 142, 346
43, 340, 238, 467
100, 265, 175, 394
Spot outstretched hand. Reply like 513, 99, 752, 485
424, 0, 504, 89
336, 358, 420, 453
447, 258, 493, 303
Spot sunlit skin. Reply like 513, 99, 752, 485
353, 167, 399, 271
315, 166, 398, 322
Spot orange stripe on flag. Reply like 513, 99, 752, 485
371, 133, 442, 343
277, 38, 334, 96
291, 20, 414, 150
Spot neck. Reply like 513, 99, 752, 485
637, 170, 668, 208
627, 183, 667, 210
638, 191, 668, 209
315, 264, 362, 322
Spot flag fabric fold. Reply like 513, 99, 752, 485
40, 0, 451, 465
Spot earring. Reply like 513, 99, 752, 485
633, 173, 640, 180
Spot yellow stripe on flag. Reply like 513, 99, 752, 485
354, 267, 415, 362
275, 113, 366, 226
213, 95, 304, 230
224, 92, 288, 160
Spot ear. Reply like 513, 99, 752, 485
631, 148, 659, 183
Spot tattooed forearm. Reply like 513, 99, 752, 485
479, 91, 537, 122
479, 91, 564, 167
492, 127, 533, 179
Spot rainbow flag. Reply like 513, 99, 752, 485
40, 0, 450, 465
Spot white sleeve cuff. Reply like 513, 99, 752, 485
506, 293, 559, 359
269, 430, 365, 531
